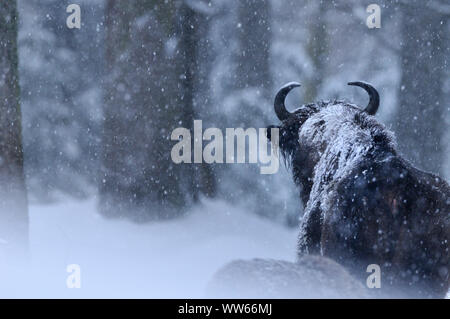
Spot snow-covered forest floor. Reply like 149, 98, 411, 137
1, 199, 296, 298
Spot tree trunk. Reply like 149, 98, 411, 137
0, 1, 29, 256
236, 0, 271, 93
217, 0, 276, 219
394, 1, 447, 175
101, 0, 183, 220
176, 0, 217, 200
303, 0, 329, 103
100, 0, 216, 220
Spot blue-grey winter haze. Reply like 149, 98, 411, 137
0, 0, 448, 298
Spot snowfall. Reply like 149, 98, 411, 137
0, 198, 297, 298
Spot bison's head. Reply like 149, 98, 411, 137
266, 81, 383, 203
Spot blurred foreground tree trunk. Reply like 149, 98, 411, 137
0, 1, 28, 256
395, 1, 448, 175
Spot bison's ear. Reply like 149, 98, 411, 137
348, 81, 380, 115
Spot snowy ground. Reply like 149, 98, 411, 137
0, 198, 297, 298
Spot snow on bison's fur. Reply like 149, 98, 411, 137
265, 82, 449, 298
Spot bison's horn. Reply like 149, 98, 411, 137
348, 81, 380, 115
274, 82, 301, 121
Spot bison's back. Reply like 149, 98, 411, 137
321, 155, 450, 298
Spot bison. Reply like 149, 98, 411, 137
266, 81, 450, 298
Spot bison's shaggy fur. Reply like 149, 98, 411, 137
269, 83, 450, 298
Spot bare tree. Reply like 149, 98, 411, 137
394, 0, 448, 174
101, 1, 183, 220
100, 0, 216, 220
219, 0, 277, 218
303, 0, 329, 103
236, 0, 271, 93
176, 0, 217, 200
0, 0, 28, 255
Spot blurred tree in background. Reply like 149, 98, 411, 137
210, 0, 302, 225
101, 0, 181, 220
176, 0, 217, 200
18, 0, 103, 201
394, 0, 449, 175
0, 0, 28, 255
302, 0, 329, 103
100, 0, 216, 220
